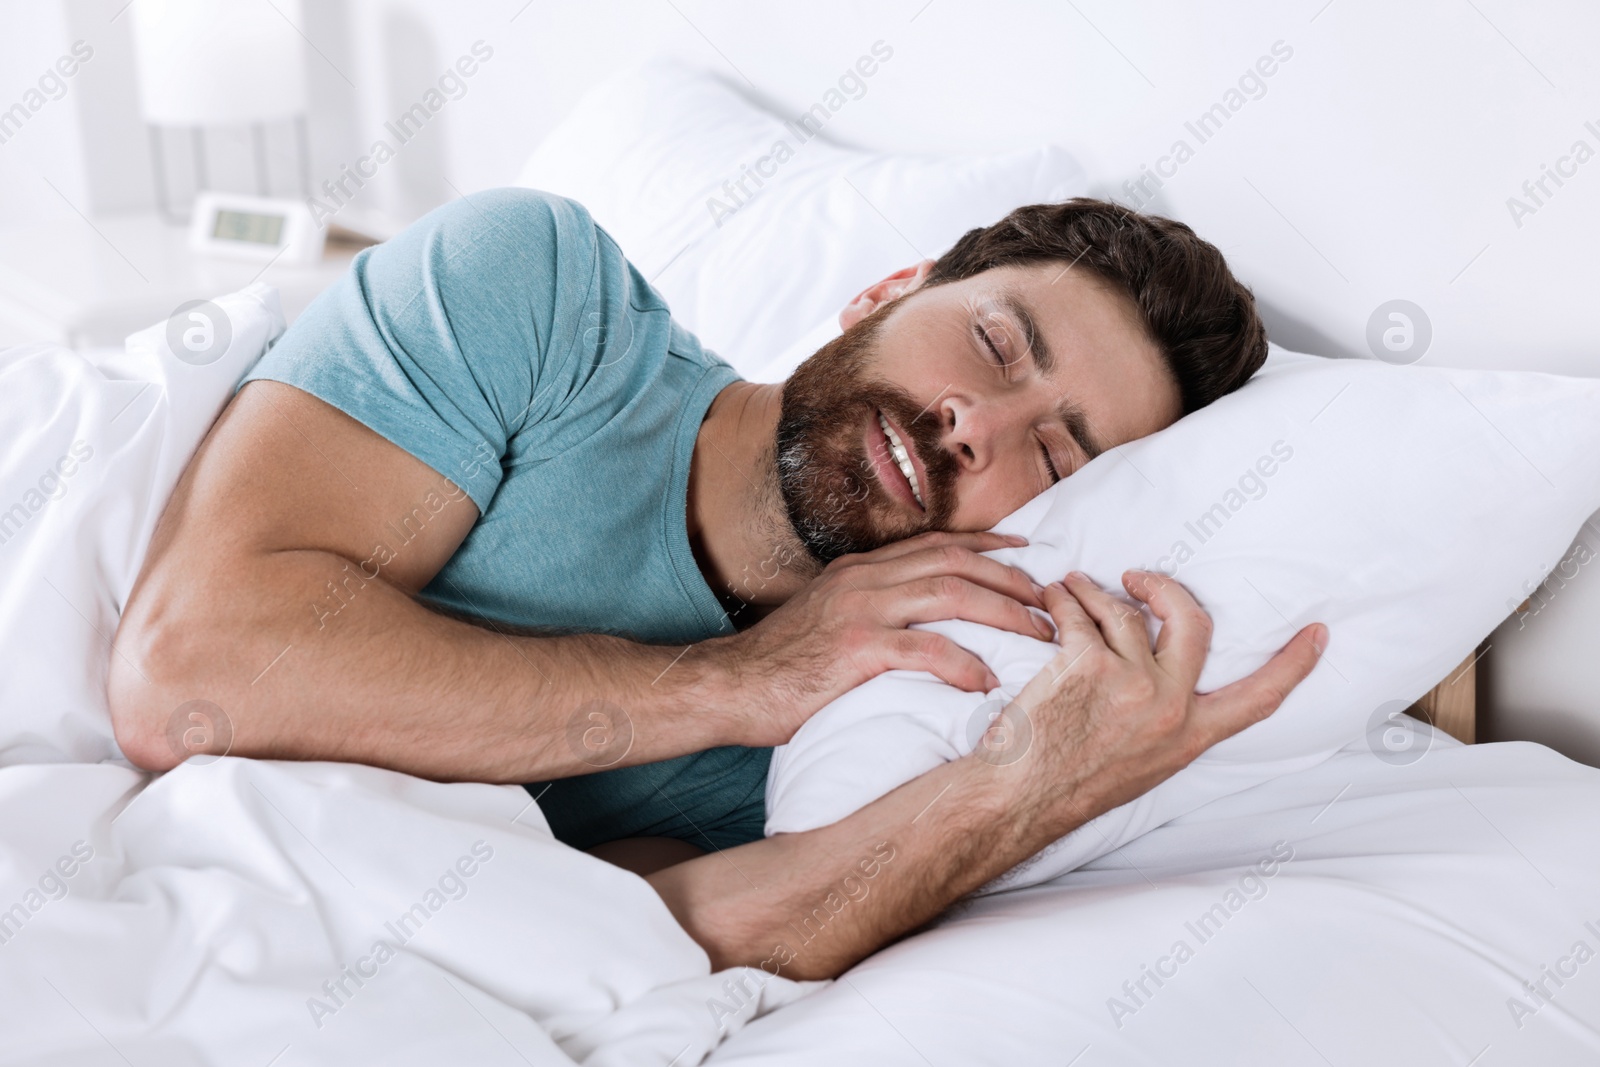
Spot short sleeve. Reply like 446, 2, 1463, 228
241, 188, 604, 512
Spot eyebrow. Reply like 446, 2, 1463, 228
996, 290, 1105, 462
1058, 400, 1104, 462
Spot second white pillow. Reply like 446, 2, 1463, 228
515, 60, 1086, 374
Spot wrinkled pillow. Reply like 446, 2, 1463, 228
765, 346, 1600, 891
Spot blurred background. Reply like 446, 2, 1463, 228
2, 0, 1597, 757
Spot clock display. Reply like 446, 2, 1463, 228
212, 209, 285, 246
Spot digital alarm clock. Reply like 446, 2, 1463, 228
188, 191, 325, 265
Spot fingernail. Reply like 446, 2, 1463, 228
1034, 616, 1054, 640
1030, 581, 1046, 598
985, 672, 1000, 690
1047, 580, 1066, 591
1004, 534, 1028, 546
1068, 570, 1090, 582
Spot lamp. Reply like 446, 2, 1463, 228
129, 0, 312, 219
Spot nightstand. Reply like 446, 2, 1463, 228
0, 212, 370, 350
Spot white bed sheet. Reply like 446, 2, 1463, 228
713, 731, 1600, 1065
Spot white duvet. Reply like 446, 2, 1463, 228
6, 737, 1600, 1065
0, 758, 807, 1066
4, 288, 1600, 1064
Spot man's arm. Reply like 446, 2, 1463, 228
648, 573, 1327, 980
108, 382, 1054, 777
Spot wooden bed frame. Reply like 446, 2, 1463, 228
1409, 647, 1484, 744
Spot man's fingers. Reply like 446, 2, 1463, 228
852, 530, 1027, 565
894, 577, 1054, 641
1062, 572, 1153, 665
864, 542, 1043, 609
1192, 623, 1328, 744
1123, 570, 1212, 686
889, 630, 1000, 693
1040, 581, 1107, 663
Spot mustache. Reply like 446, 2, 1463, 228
776, 313, 960, 562
867, 387, 957, 514
778, 378, 955, 517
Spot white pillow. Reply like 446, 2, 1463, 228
765, 346, 1600, 891
0, 285, 285, 764
745, 315, 842, 384
514, 60, 1087, 375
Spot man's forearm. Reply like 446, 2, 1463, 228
110, 546, 741, 779
653, 574, 1328, 982
646, 752, 1065, 981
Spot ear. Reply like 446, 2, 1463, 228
838, 259, 936, 331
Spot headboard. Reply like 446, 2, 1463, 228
1413, 649, 1482, 745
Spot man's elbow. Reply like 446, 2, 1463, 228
108, 681, 182, 773
107, 605, 200, 772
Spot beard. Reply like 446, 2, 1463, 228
775, 312, 959, 564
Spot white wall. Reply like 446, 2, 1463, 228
5, 0, 1599, 759
1484, 521, 1600, 763
0, 0, 92, 228
17, 0, 1600, 377
309, 0, 1600, 373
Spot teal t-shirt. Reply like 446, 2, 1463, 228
242, 188, 769, 850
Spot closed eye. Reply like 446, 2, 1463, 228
1039, 438, 1061, 484
974, 313, 1061, 484
974, 321, 1006, 367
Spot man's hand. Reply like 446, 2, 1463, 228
649, 569, 1326, 979
999, 570, 1327, 834
710, 531, 1054, 748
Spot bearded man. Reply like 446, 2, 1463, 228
109, 189, 1324, 979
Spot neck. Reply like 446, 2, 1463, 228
687, 380, 820, 619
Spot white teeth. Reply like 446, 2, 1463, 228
878, 412, 924, 507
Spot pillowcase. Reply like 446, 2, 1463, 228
764, 346, 1600, 891
514, 60, 1087, 375
0, 285, 285, 764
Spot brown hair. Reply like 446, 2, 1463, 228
925, 199, 1268, 414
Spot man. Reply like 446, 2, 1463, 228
108, 189, 1325, 980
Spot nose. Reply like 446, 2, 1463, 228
938, 394, 996, 474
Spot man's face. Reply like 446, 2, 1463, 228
777, 261, 1185, 562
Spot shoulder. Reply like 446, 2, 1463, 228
418, 188, 603, 258
360, 188, 621, 332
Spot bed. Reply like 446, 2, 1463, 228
5, 60, 1600, 1067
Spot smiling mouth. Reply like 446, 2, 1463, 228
877, 411, 925, 508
